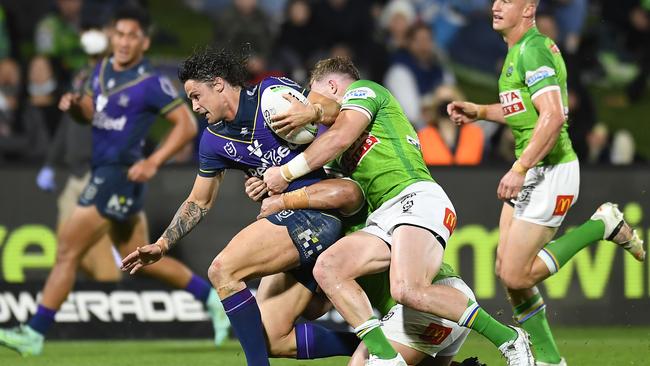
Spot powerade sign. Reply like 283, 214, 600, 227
0, 282, 215, 339
0, 167, 648, 325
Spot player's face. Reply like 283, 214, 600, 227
184, 79, 223, 124
111, 19, 150, 68
491, 0, 534, 33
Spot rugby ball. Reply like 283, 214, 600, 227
261, 85, 318, 145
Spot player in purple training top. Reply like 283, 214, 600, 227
0, 7, 230, 357
120, 46, 358, 366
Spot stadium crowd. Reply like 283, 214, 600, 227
0, 0, 647, 169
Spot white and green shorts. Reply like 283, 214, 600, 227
380, 277, 474, 357
513, 159, 580, 227
361, 181, 456, 248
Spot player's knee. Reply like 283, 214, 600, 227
54, 235, 82, 264
499, 269, 534, 290
313, 252, 344, 288
266, 333, 293, 358
389, 278, 417, 306
207, 254, 231, 286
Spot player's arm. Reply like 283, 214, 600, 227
515, 89, 565, 170
120, 172, 224, 274
58, 93, 94, 123
447, 101, 505, 125
264, 109, 370, 193
254, 178, 364, 219
272, 91, 341, 134
127, 104, 198, 182
496, 89, 565, 200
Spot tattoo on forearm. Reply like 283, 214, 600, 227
161, 201, 209, 250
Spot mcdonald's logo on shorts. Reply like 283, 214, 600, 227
419, 322, 452, 345
443, 208, 457, 234
553, 195, 574, 216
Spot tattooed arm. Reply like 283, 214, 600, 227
121, 172, 224, 274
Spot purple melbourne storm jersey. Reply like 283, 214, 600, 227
86, 57, 184, 167
198, 77, 326, 191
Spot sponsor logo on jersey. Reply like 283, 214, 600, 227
549, 43, 561, 54
506, 64, 514, 77
247, 140, 263, 157
406, 135, 421, 150
340, 132, 380, 172
159, 76, 178, 99
400, 193, 416, 214
525, 66, 556, 87
224, 141, 238, 158
297, 228, 323, 259
419, 322, 452, 345
499, 89, 527, 117
106, 194, 133, 215
343, 87, 376, 103
96, 94, 108, 112
553, 195, 574, 216
118, 93, 130, 108
443, 208, 457, 234
92, 112, 127, 131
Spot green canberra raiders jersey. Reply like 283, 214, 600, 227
498, 27, 576, 166
337, 80, 433, 211
357, 263, 460, 316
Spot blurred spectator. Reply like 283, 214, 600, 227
213, 0, 273, 59
384, 23, 455, 129
625, 3, 650, 102
30, 0, 85, 136
312, 0, 387, 80
272, 0, 318, 83
419, 85, 483, 165
415, 0, 491, 53
378, 0, 416, 53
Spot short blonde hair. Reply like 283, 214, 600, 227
310, 57, 360, 85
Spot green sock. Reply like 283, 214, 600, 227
458, 299, 517, 348
513, 294, 562, 364
540, 219, 605, 272
354, 317, 396, 359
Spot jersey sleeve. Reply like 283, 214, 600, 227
519, 40, 561, 100
340, 80, 384, 121
260, 76, 309, 97
147, 74, 185, 115
198, 130, 229, 177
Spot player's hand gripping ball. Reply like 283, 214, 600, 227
261, 85, 318, 144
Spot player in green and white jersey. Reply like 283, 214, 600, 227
264, 57, 534, 366
251, 176, 481, 366
447, 1, 646, 365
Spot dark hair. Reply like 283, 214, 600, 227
178, 46, 248, 87
310, 56, 360, 84
112, 5, 151, 35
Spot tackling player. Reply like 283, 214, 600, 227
0, 6, 229, 356
263, 57, 534, 366
446, 1, 645, 365
249, 176, 484, 366
120, 45, 349, 366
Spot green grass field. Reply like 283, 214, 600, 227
1, 327, 648, 365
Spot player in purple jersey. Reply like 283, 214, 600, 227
120, 46, 353, 366
0, 7, 229, 356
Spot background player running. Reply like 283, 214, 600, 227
0, 6, 229, 356
446, 1, 645, 365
